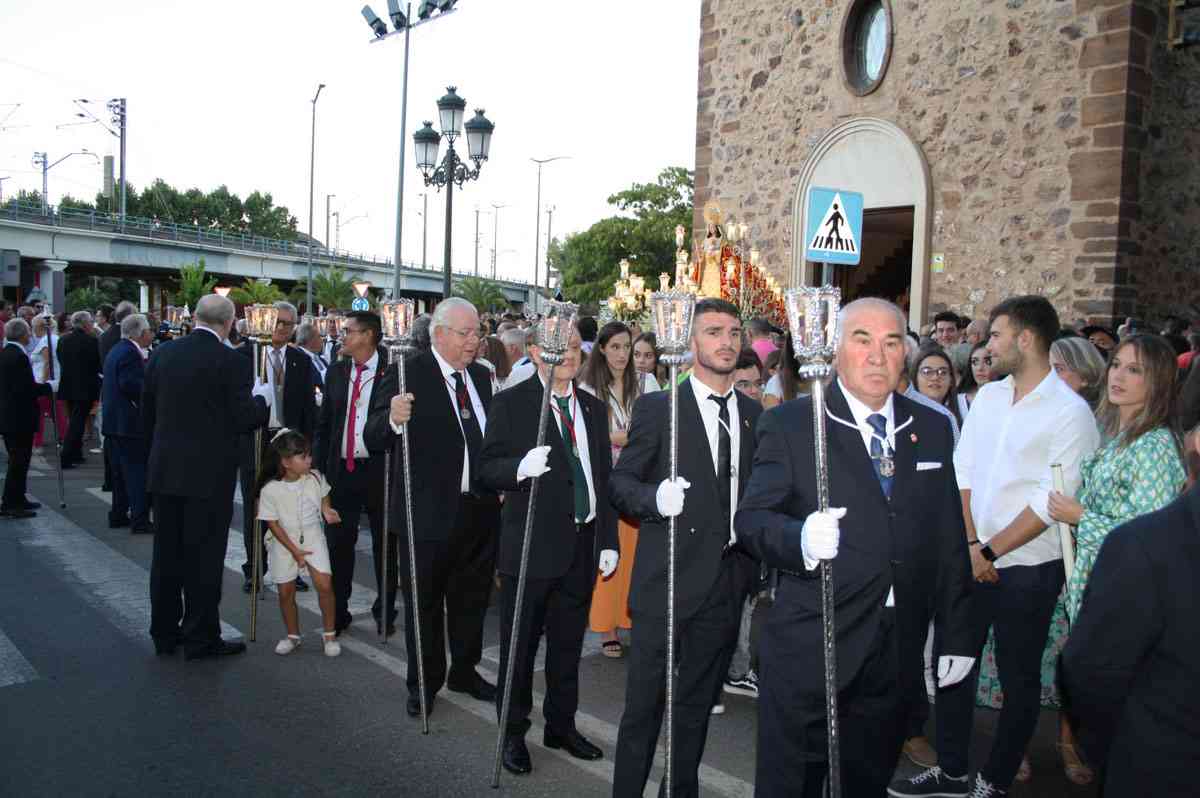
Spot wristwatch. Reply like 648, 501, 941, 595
980, 543, 998, 562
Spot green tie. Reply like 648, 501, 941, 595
555, 395, 589, 523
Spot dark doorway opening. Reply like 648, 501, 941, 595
826, 206, 914, 316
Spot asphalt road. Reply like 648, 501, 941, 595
0, 443, 1098, 797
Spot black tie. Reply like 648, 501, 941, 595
453, 371, 484, 486
709, 393, 733, 531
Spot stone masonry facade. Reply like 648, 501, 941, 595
693, 0, 1200, 327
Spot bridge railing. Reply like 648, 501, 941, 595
1, 201, 533, 288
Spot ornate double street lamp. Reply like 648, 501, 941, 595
413, 86, 494, 300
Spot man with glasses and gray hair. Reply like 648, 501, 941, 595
365, 296, 501, 718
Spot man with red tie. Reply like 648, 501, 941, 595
313, 311, 395, 636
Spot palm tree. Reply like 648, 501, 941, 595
173, 258, 218, 310
229, 278, 284, 306
453, 276, 509, 313
290, 266, 355, 314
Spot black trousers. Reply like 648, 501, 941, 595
399, 494, 498, 697
62, 399, 90, 462
326, 457, 390, 629
613, 551, 743, 798
2, 431, 33, 509
936, 560, 1064, 788
110, 435, 149, 531
496, 522, 595, 737
238, 432, 264, 579
149, 475, 238, 652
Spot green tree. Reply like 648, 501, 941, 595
65, 286, 114, 313
172, 258, 218, 309
555, 167, 693, 304
1, 189, 43, 213
453, 276, 510, 313
291, 266, 355, 314
229, 278, 285, 306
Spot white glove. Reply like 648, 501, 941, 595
937, 655, 975, 688
598, 549, 618, 577
801, 507, 847, 570
655, 477, 691, 518
251, 380, 273, 407
516, 445, 551, 482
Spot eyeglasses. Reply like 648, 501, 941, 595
275, 319, 296, 329
734, 379, 764, 392
919, 366, 951, 378
343, 326, 367, 336
970, 356, 993, 366
447, 327, 481, 341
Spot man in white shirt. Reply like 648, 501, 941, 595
892, 295, 1099, 798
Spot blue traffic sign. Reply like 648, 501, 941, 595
351, 296, 370, 311
804, 187, 864, 266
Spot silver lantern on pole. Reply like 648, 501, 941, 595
244, 302, 281, 642
378, 297, 429, 733
649, 289, 696, 798
783, 285, 843, 798
491, 299, 579, 788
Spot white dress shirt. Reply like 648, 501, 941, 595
547, 379, 597, 524
264, 344, 289, 429
307, 348, 328, 383
836, 379, 898, 605
500, 360, 536, 392
341, 352, 378, 460
689, 374, 740, 546
29, 334, 62, 390
953, 369, 1100, 568
432, 345, 487, 493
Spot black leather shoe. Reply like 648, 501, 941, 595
60, 462, 78, 470
502, 736, 532, 775
375, 620, 398, 636
185, 639, 247, 660
109, 515, 131, 529
334, 614, 353, 637
406, 693, 435, 718
447, 671, 497, 702
294, 576, 309, 592
131, 524, 154, 535
544, 728, 603, 760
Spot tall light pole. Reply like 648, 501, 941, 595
530, 156, 570, 292
420, 191, 428, 268
32, 150, 99, 215
306, 83, 326, 316
490, 201, 506, 279
413, 87, 495, 300
545, 205, 556, 292
325, 193, 336, 252
0, 176, 9, 204
360, 2, 460, 298
73, 98, 126, 224
473, 206, 482, 276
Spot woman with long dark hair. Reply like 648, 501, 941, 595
762, 333, 803, 408
632, 331, 661, 389
579, 321, 658, 657
957, 341, 992, 418
910, 344, 962, 427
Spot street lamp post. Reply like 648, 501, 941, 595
414, 87, 494, 301
545, 205, 556, 292
306, 83, 326, 317
325, 193, 336, 252
360, 1, 460, 297
32, 150, 99, 216
530, 156, 570, 296
490, 201, 506, 280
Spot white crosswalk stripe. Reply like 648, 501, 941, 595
0, 627, 39, 689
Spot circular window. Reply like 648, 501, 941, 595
842, 0, 893, 96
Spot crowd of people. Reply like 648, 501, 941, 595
1, 290, 1198, 797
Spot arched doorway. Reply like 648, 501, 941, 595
790, 117, 933, 326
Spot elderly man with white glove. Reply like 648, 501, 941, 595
736, 297, 976, 798
478, 326, 618, 776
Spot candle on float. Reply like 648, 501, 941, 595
619, 259, 630, 280
750, 248, 761, 267
659, 273, 671, 291
675, 225, 686, 249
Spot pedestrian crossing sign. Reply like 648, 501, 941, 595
804, 187, 864, 266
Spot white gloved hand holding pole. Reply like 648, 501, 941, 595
516, 445, 552, 482
655, 477, 691, 518
937, 655, 976, 688
252, 379, 273, 407
598, 549, 619, 578
801, 507, 846, 570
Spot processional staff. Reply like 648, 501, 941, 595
244, 303, 280, 643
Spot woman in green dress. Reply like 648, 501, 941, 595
1047, 333, 1187, 781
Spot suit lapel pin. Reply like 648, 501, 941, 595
910, 433, 918, 444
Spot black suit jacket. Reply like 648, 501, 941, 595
99, 323, 121, 367
143, 329, 269, 498
56, 329, 101, 403
0, 343, 49, 436
609, 379, 762, 621
735, 382, 973, 693
364, 349, 497, 541
479, 376, 618, 580
313, 349, 389, 483
1061, 485, 1200, 797
101, 339, 145, 438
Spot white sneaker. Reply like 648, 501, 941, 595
275, 635, 302, 655
710, 702, 725, 715
322, 633, 341, 657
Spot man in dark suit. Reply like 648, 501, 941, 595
1, 319, 51, 518
102, 313, 153, 534
736, 298, 975, 798
1061, 471, 1200, 797
480, 326, 618, 776
98, 301, 136, 496
312, 311, 392, 635
610, 298, 762, 798
145, 295, 271, 659
364, 297, 501, 717
238, 301, 317, 592
57, 310, 102, 468
296, 320, 328, 388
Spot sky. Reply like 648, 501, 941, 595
0, 0, 700, 287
